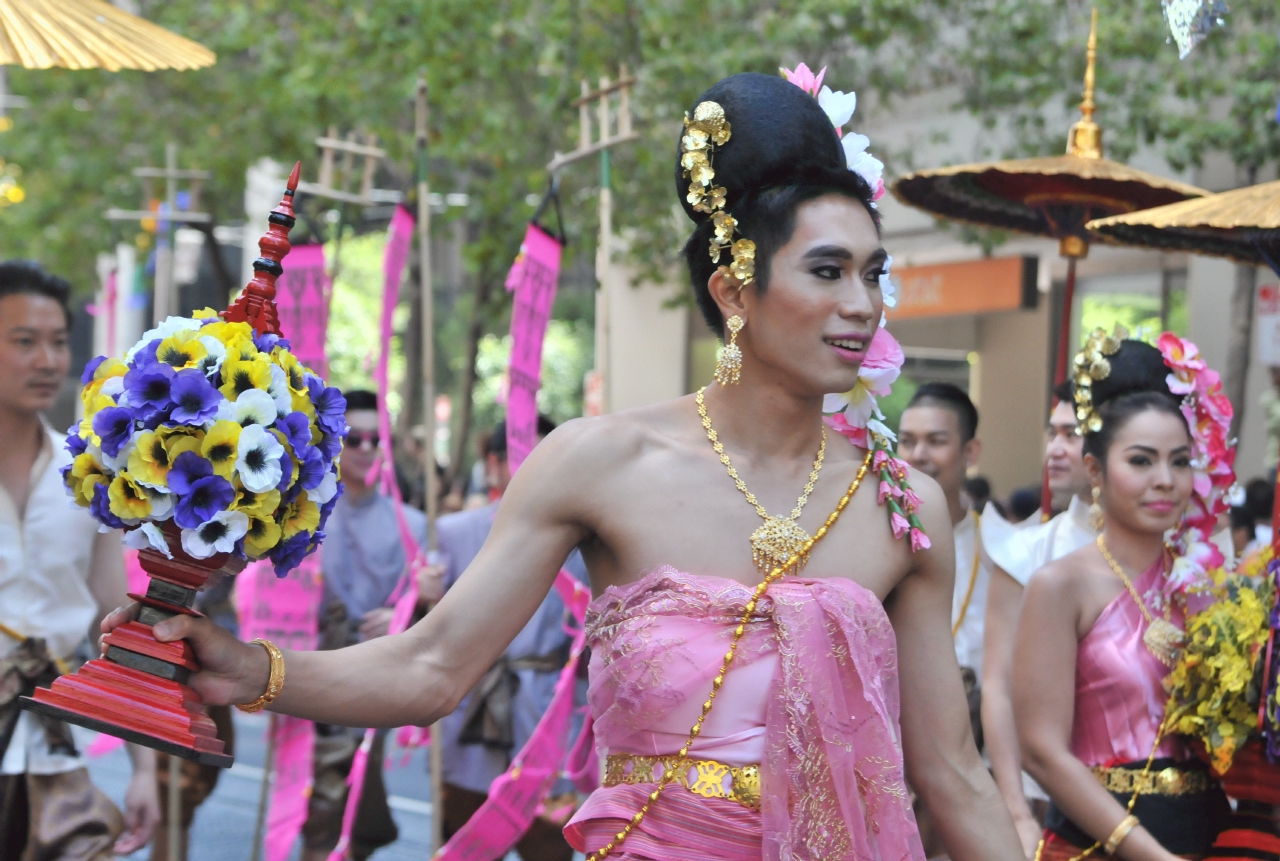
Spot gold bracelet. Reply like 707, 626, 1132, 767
235, 639, 285, 714
1103, 814, 1139, 855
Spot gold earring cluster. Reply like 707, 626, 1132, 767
714, 315, 744, 386
1089, 485, 1105, 532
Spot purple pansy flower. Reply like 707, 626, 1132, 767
270, 531, 312, 577
80, 356, 106, 385
65, 425, 87, 457
275, 449, 295, 492
169, 453, 235, 529
89, 483, 127, 529
169, 451, 212, 493
317, 492, 341, 533
307, 376, 347, 436
93, 407, 135, 457
131, 340, 161, 368
276, 412, 312, 453
169, 369, 221, 425
317, 431, 343, 460
252, 332, 291, 353
124, 364, 176, 415
296, 445, 326, 490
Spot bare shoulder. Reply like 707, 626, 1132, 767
1024, 541, 1096, 604
529, 397, 693, 472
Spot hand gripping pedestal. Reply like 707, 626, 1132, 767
17, 164, 301, 767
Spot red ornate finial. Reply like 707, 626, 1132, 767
223, 161, 301, 335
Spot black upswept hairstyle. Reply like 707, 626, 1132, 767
906, 382, 979, 443
0, 260, 72, 326
1079, 340, 1187, 468
675, 73, 881, 337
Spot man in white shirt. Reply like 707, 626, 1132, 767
979, 382, 1096, 856
0, 261, 159, 859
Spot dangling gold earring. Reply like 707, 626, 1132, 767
1089, 485, 1105, 532
714, 315, 745, 386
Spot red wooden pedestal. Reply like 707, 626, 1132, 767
19, 529, 240, 767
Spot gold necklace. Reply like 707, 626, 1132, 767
696, 387, 826, 574
585, 448, 873, 861
1096, 535, 1185, 666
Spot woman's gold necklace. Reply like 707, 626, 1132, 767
1096, 535, 1185, 666
696, 387, 826, 574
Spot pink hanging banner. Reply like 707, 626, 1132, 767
236, 556, 324, 861
274, 243, 332, 377
434, 570, 590, 861
504, 224, 563, 472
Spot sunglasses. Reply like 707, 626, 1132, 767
347, 431, 381, 450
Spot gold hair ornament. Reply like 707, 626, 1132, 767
682, 101, 756, 286
1072, 324, 1129, 434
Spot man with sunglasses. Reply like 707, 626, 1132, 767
301, 390, 426, 861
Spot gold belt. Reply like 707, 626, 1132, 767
604, 754, 761, 810
1091, 764, 1211, 796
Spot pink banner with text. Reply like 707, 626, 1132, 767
504, 224, 562, 472
275, 243, 331, 377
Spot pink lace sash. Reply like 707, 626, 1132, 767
565, 568, 925, 861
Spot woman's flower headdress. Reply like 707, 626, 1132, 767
1072, 324, 1127, 433
781, 62, 886, 203
681, 101, 756, 285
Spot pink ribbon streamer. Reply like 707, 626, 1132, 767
274, 244, 332, 377
434, 569, 590, 861
503, 224, 563, 472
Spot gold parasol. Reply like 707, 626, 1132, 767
1087, 180, 1280, 272
0, 0, 215, 71
892, 9, 1204, 383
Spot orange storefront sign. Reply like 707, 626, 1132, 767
887, 255, 1039, 320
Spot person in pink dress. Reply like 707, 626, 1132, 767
1015, 336, 1232, 861
103, 72, 1025, 861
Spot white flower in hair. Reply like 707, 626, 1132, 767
817, 86, 857, 131
843, 133, 885, 197
879, 254, 897, 309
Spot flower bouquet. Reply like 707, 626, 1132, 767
20, 164, 339, 766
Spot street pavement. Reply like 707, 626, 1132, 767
86, 711, 440, 861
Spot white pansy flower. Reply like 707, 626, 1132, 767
126, 316, 201, 360
267, 364, 292, 415
100, 376, 125, 399
197, 336, 227, 377
217, 388, 277, 429
181, 510, 249, 559
817, 86, 857, 129
306, 471, 339, 505
879, 254, 897, 309
143, 486, 174, 521
235, 424, 285, 492
123, 522, 173, 558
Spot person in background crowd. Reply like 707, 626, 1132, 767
301, 389, 427, 861
1007, 487, 1042, 523
421, 417, 585, 861
898, 382, 989, 856
0, 261, 159, 859
1244, 476, 1274, 555
981, 381, 1098, 856
966, 475, 1003, 519
1230, 506, 1257, 561
462, 430, 494, 509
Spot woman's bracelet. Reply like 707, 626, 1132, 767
236, 639, 285, 714
1103, 814, 1139, 856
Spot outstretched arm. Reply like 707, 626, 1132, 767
103, 422, 592, 729
889, 474, 1024, 861
982, 566, 1042, 855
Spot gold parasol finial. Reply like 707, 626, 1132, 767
1066, 8, 1103, 161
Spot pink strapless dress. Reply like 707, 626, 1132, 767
564, 567, 925, 861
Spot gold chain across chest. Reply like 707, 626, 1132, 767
695, 386, 826, 575
1095, 535, 1186, 667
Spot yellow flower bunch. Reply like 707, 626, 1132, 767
1164, 571, 1276, 775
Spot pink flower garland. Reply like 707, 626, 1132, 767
1157, 333, 1238, 595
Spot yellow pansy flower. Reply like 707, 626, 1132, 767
281, 496, 320, 539
128, 427, 201, 487
80, 359, 127, 411
155, 330, 208, 370
192, 307, 220, 320
244, 514, 283, 558
233, 486, 280, 518
201, 421, 242, 478
273, 350, 308, 396
108, 472, 152, 520
290, 389, 316, 422
223, 334, 259, 363
219, 355, 273, 401
66, 453, 107, 507
200, 319, 253, 348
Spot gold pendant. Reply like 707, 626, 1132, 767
1143, 617, 1185, 667
750, 516, 810, 575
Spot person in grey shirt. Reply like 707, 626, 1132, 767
424, 418, 585, 861
302, 389, 426, 861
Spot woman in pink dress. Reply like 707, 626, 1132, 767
1015, 337, 1231, 861
103, 73, 1024, 861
